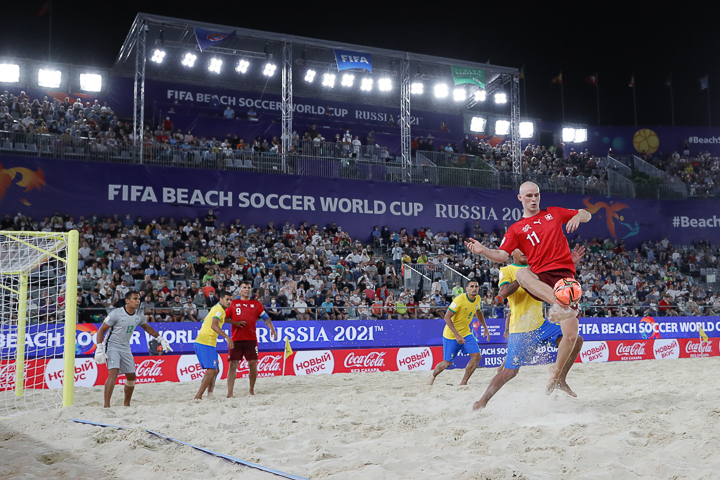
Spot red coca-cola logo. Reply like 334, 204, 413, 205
236, 355, 282, 374
685, 340, 713, 355
136, 359, 165, 378
616, 342, 647, 357
0, 363, 15, 389
344, 351, 386, 369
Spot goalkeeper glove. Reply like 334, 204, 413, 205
158, 335, 173, 353
94, 343, 107, 365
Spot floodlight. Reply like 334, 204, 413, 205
519, 122, 534, 139
341, 73, 355, 87
0, 64, 20, 83
378, 78, 392, 91
79, 73, 102, 92
181, 52, 197, 67
494, 92, 507, 104
474, 90, 486, 102
236, 59, 250, 74
304, 69, 316, 82
208, 58, 223, 74
360, 78, 373, 91
434, 84, 448, 98
263, 63, 276, 77
495, 120, 510, 136
453, 88, 466, 102
38, 69, 61, 88
322, 73, 336, 88
151, 49, 166, 64
574, 128, 588, 143
562, 128, 576, 143
411, 82, 423, 95
469, 116, 487, 133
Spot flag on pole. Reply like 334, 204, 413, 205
585, 73, 598, 86
629, 75, 635, 88
700, 75, 709, 90
284, 337, 293, 360
519, 66, 525, 80
39, 0, 51, 15
700, 325, 709, 343
665, 75, 672, 87
551, 73, 562, 84
194, 27, 236, 52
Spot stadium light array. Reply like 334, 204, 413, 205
494, 92, 507, 104
360, 78, 373, 91
341, 73, 355, 87
151, 49, 166, 64
0, 64, 20, 83
411, 82, 423, 95
519, 121, 534, 139
562, 127, 588, 143
79, 73, 102, 92
453, 88, 466, 102
322, 73, 336, 88
38, 69, 62, 88
378, 78, 392, 91
208, 58, 223, 74
181, 53, 197, 68
236, 59, 250, 74
474, 90, 486, 102
469, 116, 487, 133
434, 84, 448, 98
304, 69, 316, 83
263, 63, 276, 77
495, 120, 510, 136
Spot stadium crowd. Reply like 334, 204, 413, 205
642, 149, 720, 198
2, 210, 719, 325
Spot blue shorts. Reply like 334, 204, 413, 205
442, 334, 481, 363
194, 343, 219, 370
504, 320, 563, 370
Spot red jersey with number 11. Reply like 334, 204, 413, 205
498, 206, 578, 274
225, 299, 267, 341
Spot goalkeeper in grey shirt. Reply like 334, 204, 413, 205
95, 290, 172, 408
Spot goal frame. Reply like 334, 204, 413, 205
0, 230, 79, 408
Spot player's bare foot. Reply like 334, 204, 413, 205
249, 388, 255, 396
427, 373, 436, 385
227, 394, 234, 398
546, 365, 560, 395
472, 400, 486, 411
548, 304, 576, 324
556, 381, 577, 397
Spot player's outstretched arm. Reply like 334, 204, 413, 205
141, 324, 173, 352
566, 209, 592, 234
499, 280, 520, 299
465, 238, 510, 264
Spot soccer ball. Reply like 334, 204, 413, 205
553, 278, 582, 306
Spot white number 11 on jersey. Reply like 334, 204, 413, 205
526, 231, 540, 246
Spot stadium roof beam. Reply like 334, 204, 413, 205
153, 40, 270, 59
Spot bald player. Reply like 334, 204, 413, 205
465, 181, 591, 392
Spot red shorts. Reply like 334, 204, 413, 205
527, 268, 577, 303
228, 340, 259, 362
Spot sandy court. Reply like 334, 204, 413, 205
2, 357, 720, 479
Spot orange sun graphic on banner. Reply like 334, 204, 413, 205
0, 163, 46, 206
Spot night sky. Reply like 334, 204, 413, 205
1, 0, 718, 128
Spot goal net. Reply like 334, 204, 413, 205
0, 230, 79, 416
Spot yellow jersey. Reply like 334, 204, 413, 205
195, 304, 227, 347
442, 293, 483, 340
498, 264, 544, 333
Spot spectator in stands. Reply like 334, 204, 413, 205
224, 106, 235, 119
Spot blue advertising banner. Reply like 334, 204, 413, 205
2, 155, 719, 248
334, 49, 373, 72
1, 317, 717, 359
586, 125, 720, 157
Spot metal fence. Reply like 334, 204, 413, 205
607, 169, 636, 198
632, 155, 688, 199
605, 155, 633, 177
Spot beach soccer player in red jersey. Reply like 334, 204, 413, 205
465, 181, 592, 394
225, 281, 277, 397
